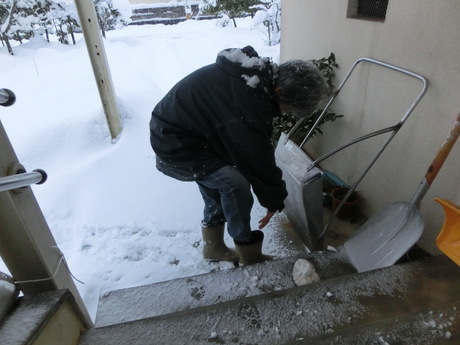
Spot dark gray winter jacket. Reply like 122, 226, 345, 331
150, 46, 287, 212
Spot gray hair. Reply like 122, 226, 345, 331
275, 60, 326, 118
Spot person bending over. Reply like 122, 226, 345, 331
150, 46, 325, 265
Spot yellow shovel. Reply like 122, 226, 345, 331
435, 198, 460, 266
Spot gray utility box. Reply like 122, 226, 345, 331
275, 132, 323, 250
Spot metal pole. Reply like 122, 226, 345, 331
74, 0, 122, 140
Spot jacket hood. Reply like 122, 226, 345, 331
216, 46, 276, 93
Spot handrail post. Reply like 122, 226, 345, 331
0, 120, 94, 328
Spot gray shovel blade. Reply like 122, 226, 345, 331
343, 202, 425, 272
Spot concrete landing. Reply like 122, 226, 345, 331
80, 255, 460, 345
95, 248, 355, 327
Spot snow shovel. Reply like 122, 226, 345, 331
435, 198, 460, 266
344, 111, 460, 272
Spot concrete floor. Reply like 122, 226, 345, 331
270, 204, 367, 257
322, 206, 367, 248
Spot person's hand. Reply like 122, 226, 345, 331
258, 211, 275, 229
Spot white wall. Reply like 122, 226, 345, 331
281, 0, 460, 254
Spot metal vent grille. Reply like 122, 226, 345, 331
357, 0, 388, 19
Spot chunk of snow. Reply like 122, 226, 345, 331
292, 258, 320, 286
242, 74, 260, 88
326, 245, 338, 252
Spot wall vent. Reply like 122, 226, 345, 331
348, 0, 388, 21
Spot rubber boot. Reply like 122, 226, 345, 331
234, 230, 273, 266
202, 224, 239, 263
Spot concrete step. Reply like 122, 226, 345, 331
291, 300, 460, 344
79, 255, 460, 345
0, 290, 85, 345
94, 248, 356, 327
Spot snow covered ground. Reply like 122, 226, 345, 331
0, 17, 297, 320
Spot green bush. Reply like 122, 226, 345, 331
271, 53, 344, 147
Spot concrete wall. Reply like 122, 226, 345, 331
129, 0, 166, 4
281, 0, 460, 254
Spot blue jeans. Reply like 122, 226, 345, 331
196, 165, 253, 241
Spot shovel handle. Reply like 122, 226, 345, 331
425, 112, 460, 185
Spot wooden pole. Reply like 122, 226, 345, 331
74, 0, 122, 140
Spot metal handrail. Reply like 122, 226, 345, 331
284, 57, 429, 246
317, 58, 428, 240
0, 170, 47, 193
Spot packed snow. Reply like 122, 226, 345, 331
0, 17, 293, 320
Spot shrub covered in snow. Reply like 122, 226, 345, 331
251, 0, 281, 46
0, 0, 131, 54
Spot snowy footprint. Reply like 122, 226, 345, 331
237, 302, 262, 330
186, 278, 206, 301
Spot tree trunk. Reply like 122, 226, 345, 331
267, 23, 272, 46
69, 26, 76, 45
2, 34, 14, 55
2, 0, 16, 55
16, 32, 22, 44
232, 17, 237, 28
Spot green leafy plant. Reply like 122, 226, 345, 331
271, 53, 344, 147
